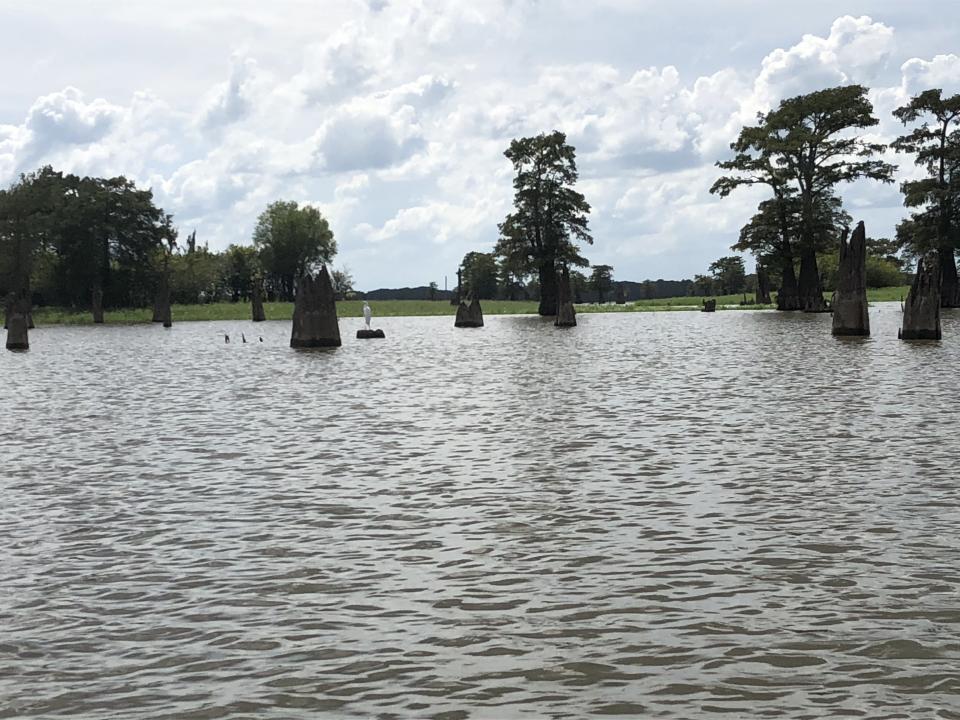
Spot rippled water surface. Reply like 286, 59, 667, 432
3, 305, 960, 719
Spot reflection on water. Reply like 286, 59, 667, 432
2, 304, 960, 718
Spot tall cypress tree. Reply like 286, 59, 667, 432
495, 131, 592, 316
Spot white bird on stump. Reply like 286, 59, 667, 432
363, 301, 372, 330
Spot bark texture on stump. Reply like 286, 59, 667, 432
900, 256, 942, 340
756, 264, 772, 305
92, 286, 104, 324
831, 222, 870, 337
538, 261, 558, 316
454, 297, 484, 327
615, 284, 626, 305
291, 266, 341, 347
356, 329, 386, 338
776, 260, 801, 310
468, 297, 484, 327
555, 267, 576, 327
939, 247, 960, 308
5, 291, 29, 350
702, 299, 717, 312
251, 282, 266, 322
798, 250, 829, 312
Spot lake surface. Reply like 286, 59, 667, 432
2, 304, 960, 719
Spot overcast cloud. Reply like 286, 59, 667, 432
1, 0, 959, 289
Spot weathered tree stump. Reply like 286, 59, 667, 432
756, 264, 772, 304
454, 297, 484, 327
5, 291, 29, 350
251, 282, 266, 322
92, 286, 104, 324
468, 297, 484, 326
702, 299, 717, 312
832, 221, 870, 336
555, 267, 576, 327
356, 329, 386, 339
291, 266, 341, 347
900, 255, 941, 340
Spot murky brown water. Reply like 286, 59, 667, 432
2, 304, 960, 719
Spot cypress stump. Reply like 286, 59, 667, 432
291, 266, 341, 347
831, 221, 870, 336
702, 299, 717, 312
454, 297, 484, 328
555, 267, 576, 327
900, 255, 942, 340
251, 282, 266, 322
5, 291, 29, 350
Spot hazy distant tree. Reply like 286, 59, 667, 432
223, 244, 260, 301
428, 281, 439, 301
253, 200, 336, 301
693, 274, 715, 296
892, 89, 960, 306
459, 251, 499, 299
589, 264, 613, 303
569, 269, 589, 303
170, 245, 224, 304
331, 266, 355, 300
708, 256, 746, 295
495, 131, 592, 315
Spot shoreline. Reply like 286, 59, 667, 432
30, 288, 910, 326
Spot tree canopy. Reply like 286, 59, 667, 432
253, 200, 336, 301
713, 85, 894, 311
495, 131, 592, 315
892, 89, 960, 306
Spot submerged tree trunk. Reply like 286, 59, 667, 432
938, 247, 960, 308
290, 266, 341, 347
777, 257, 801, 310
92, 286, 104, 324
5, 291, 29, 350
756, 264, 772, 305
797, 249, 828, 312
831, 222, 870, 336
251, 282, 266, 322
538, 261, 558, 316
900, 255, 941, 340
555, 267, 576, 327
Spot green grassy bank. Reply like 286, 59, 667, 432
31, 287, 911, 325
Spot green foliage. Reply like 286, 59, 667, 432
459, 251, 499, 299
495, 131, 592, 313
331, 266, 355, 300
892, 89, 960, 256
0, 167, 175, 309
222, 244, 261, 301
714, 85, 894, 304
707, 256, 746, 294
169, 245, 225, 303
589, 264, 613, 302
253, 200, 336, 301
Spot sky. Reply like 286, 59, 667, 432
1, 1, 959, 290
